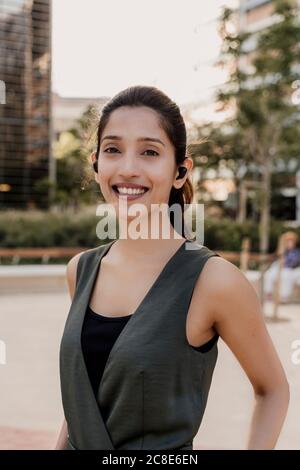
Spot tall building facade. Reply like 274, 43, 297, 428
0, 0, 51, 209
239, 0, 275, 31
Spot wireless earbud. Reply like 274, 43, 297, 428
176, 166, 187, 180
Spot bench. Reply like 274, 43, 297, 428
0, 247, 276, 265
0, 245, 273, 295
0, 247, 87, 265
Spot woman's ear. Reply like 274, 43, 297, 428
90, 151, 99, 183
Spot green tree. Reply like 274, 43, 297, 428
214, 0, 300, 299
188, 123, 252, 218
52, 105, 99, 211
191, 0, 300, 255
216, 0, 300, 252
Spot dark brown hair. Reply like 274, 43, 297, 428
94, 85, 194, 239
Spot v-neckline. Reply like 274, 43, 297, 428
80, 237, 191, 405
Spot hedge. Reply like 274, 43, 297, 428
0, 209, 299, 254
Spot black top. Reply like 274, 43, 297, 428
81, 305, 132, 397
81, 305, 219, 402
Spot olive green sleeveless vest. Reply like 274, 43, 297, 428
59, 239, 220, 450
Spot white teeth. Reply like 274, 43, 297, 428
116, 187, 146, 195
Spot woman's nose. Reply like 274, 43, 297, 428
118, 154, 140, 177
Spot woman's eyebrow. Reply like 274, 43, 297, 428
100, 135, 165, 147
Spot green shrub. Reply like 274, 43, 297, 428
0, 209, 299, 254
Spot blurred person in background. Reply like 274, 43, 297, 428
264, 231, 300, 302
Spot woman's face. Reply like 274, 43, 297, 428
93, 105, 192, 228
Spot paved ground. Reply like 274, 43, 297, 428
0, 290, 299, 450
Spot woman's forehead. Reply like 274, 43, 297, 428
106, 106, 161, 128
102, 107, 170, 144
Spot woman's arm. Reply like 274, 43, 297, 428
54, 252, 83, 450
194, 256, 290, 449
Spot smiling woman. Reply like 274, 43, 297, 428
56, 85, 289, 451
88, 85, 194, 239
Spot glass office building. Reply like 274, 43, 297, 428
0, 0, 51, 209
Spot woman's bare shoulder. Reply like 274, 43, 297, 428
195, 254, 260, 320
66, 243, 112, 298
66, 251, 85, 300
202, 254, 246, 287
65, 247, 99, 299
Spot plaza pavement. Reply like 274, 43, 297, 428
0, 289, 299, 450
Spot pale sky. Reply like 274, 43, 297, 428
52, 0, 238, 106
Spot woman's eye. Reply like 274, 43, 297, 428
144, 149, 159, 156
104, 147, 119, 153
